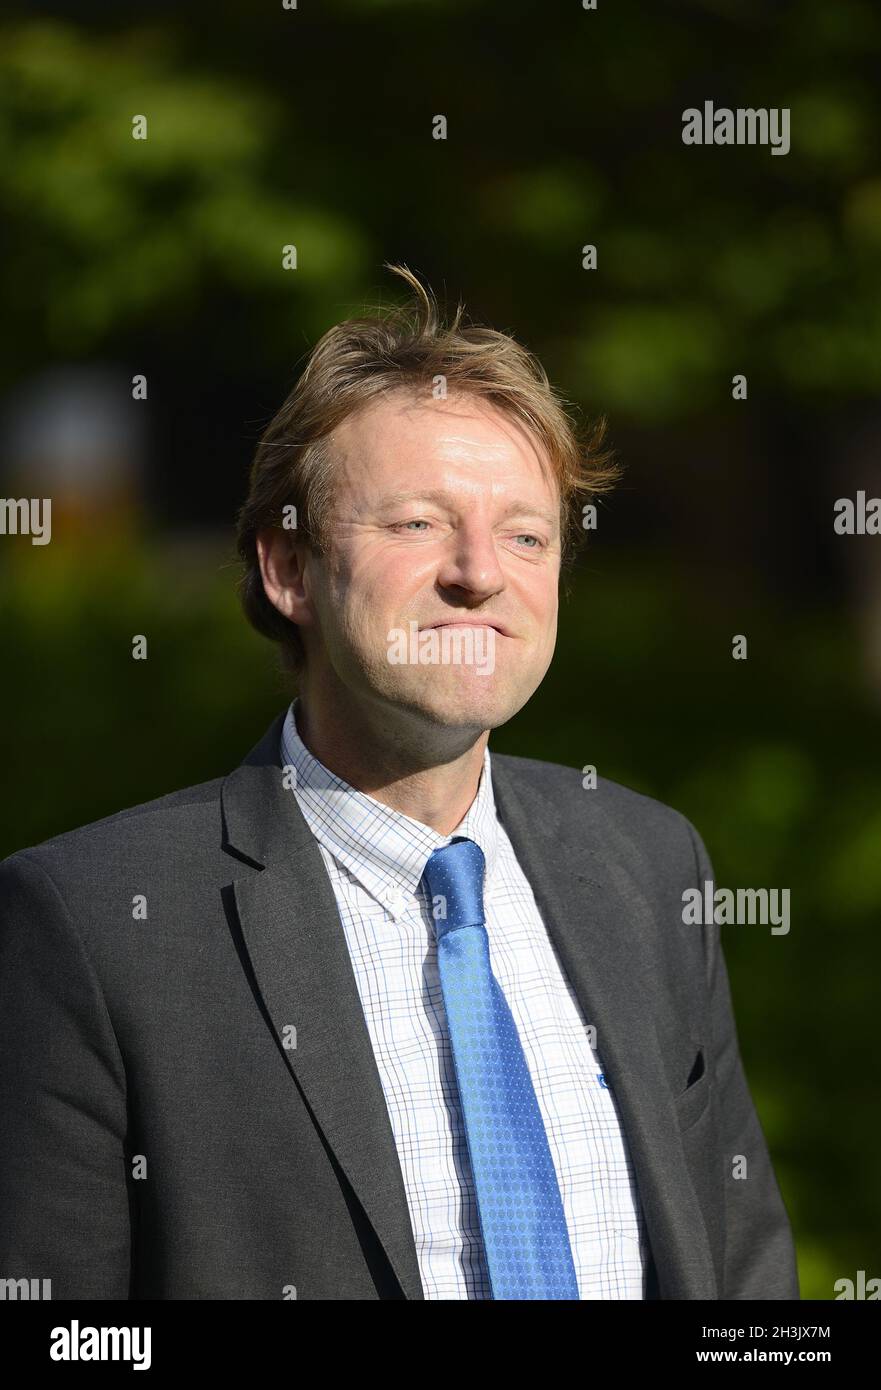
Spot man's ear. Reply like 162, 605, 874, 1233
256, 527, 312, 626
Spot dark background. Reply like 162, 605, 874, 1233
1, 0, 880, 1298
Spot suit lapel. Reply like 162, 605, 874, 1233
489, 753, 718, 1299
221, 713, 425, 1300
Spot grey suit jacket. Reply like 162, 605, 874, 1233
0, 710, 799, 1300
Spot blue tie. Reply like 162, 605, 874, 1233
421, 836, 580, 1300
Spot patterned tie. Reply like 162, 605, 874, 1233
421, 836, 580, 1299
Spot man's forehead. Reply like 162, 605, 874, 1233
331, 392, 554, 482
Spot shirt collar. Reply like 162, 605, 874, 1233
279, 698, 499, 915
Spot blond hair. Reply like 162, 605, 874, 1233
235, 264, 620, 673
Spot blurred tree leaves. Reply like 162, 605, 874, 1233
0, 20, 367, 370
1, 3, 879, 413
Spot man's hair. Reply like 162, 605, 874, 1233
235, 264, 621, 675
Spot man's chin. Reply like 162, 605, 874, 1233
386, 668, 527, 731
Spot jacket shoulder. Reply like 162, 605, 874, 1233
0, 776, 225, 879
490, 750, 701, 859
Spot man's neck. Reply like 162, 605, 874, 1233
292, 692, 488, 836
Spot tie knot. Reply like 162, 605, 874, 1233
421, 836, 486, 940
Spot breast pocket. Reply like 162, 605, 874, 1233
673, 1044, 711, 1132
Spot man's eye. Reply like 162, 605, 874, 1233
389, 521, 543, 546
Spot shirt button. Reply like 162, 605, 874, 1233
384, 887, 405, 917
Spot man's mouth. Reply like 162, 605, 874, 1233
424, 620, 511, 636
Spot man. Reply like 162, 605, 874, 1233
0, 266, 798, 1300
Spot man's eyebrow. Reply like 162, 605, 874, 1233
378, 489, 559, 528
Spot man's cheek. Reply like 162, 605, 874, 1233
344, 592, 385, 649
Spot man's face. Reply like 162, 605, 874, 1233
293, 391, 561, 734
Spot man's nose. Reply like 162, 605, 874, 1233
434, 522, 506, 599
